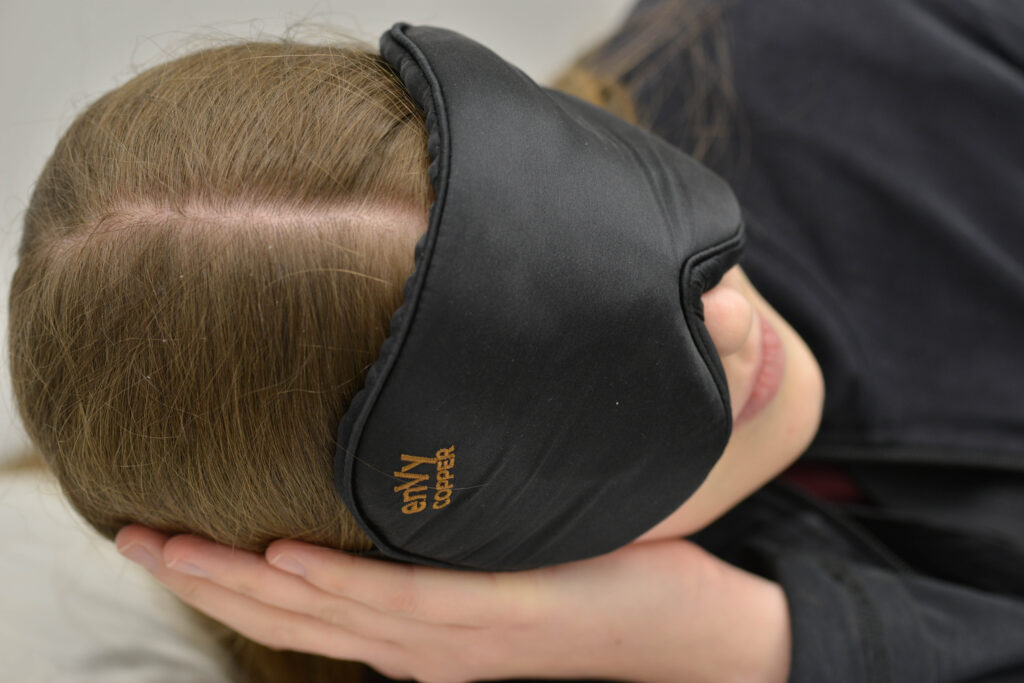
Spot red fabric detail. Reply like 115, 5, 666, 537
776, 461, 866, 504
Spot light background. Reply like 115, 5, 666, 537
0, 0, 638, 464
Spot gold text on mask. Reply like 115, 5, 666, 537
393, 445, 455, 514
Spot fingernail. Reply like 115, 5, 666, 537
270, 554, 306, 576
118, 543, 159, 572
167, 559, 210, 578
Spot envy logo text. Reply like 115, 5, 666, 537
393, 445, 456, 514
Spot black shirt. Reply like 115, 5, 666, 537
614, 0, 1024, 680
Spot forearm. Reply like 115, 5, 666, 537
593, 548, 790, 683
634, 559, 792, 683
723, 575, 792, 683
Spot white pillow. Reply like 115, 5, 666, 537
0, 468, 238, 683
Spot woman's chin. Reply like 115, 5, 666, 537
630, 275, 825, 546
768, 309, 825, 462
631, 309, 825, 545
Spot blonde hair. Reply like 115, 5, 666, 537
6, 3, 732, 681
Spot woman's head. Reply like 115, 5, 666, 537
9, 27, 823, 555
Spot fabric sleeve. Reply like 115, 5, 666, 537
765, 550, 1024, 683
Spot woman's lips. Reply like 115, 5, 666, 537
734, 312, 786, 428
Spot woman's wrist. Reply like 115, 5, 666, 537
637, 553, 793, 683
735, 576, 792, 683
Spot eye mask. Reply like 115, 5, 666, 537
333, 22, 746, 571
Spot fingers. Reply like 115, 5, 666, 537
182, 537, 482, 640
115, 527, 409, 664
264, 540, 545, 628
165, 562, 396, 662
117, 524, 540, 634
161, 531, 485, 628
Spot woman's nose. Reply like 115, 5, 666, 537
700, 278, 754, 358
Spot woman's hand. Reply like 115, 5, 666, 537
115, 526, 790, 683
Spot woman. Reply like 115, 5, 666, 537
12, 1, 1024, 683
8, 4, 796, 681
120, 0, 1024, 680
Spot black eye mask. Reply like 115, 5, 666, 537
333, 22, 745, 572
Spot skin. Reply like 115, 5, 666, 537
115, 261, 825, 683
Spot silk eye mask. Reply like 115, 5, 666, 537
333, 22, 746, 572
